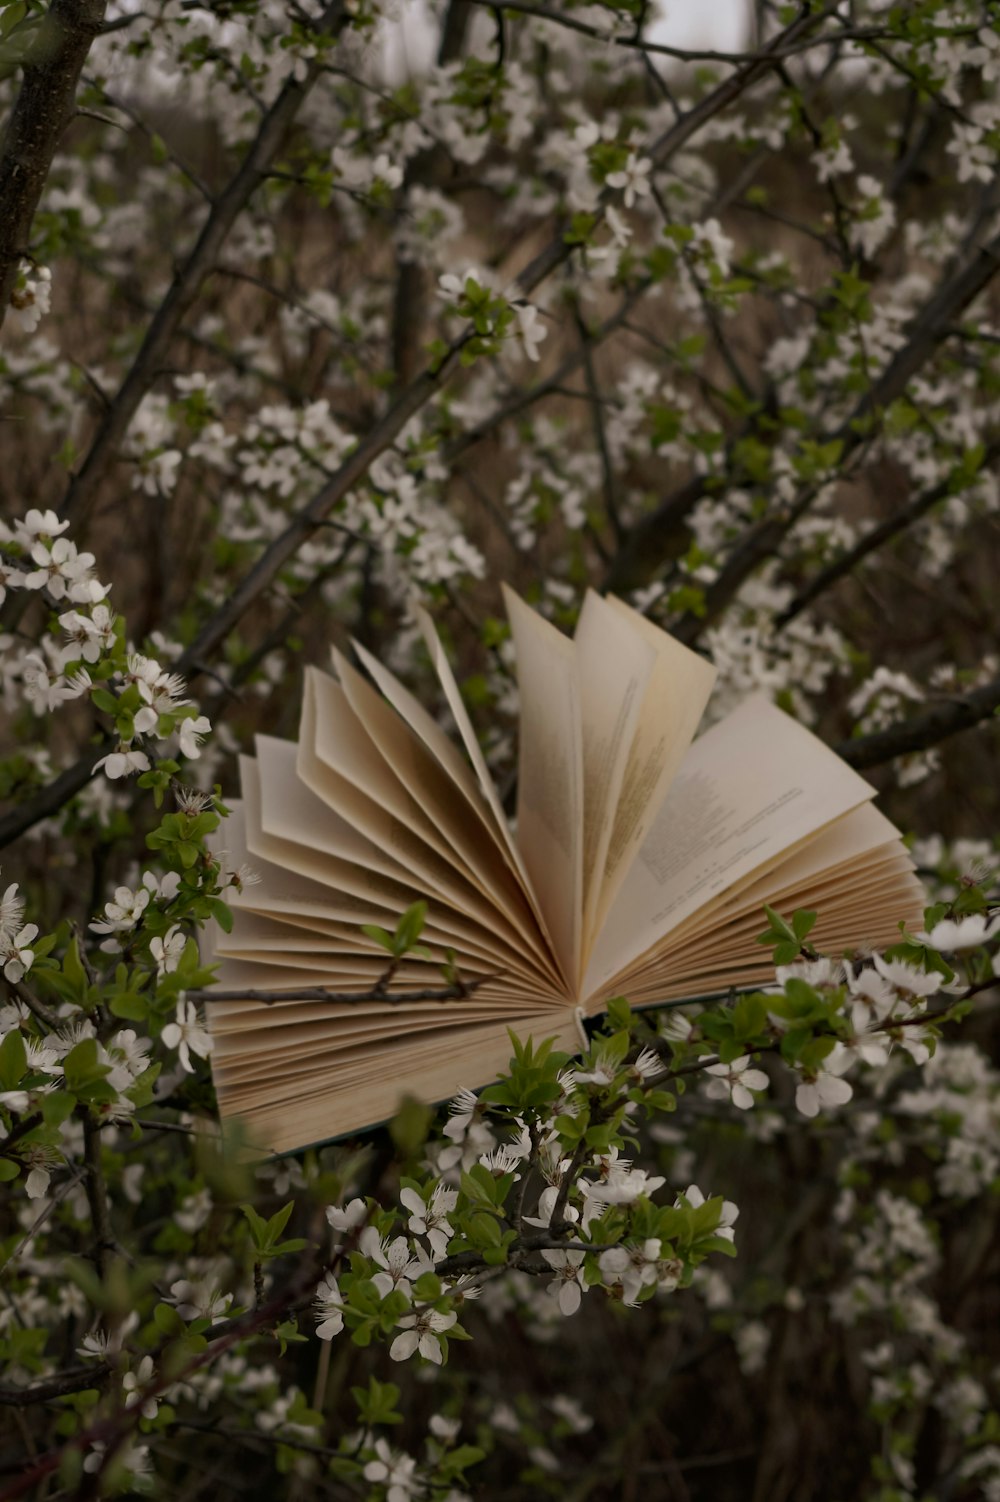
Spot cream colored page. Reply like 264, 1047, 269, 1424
256, 733, 411, 884
223, 797, 376, 916
216, 1013, 582, 1157
302, 669, 537, 954
638, 855, 916, 980
414, 605, 552, 929
573, 591, 656, 958
305, 667, 426, 825
351, 634, 566, 974
332, 646, 554, 968
351, 637, 497, 830
240, 756, 422, 912
618, 805, 909, 970
593, 595, 717, 935
673, 803, 904, 940
503, 584, 584, 991
582, 695, 877, 1001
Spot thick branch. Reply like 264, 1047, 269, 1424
57, 0, 350, 527
0, 0, 108, 329
778, 439, 1000, 625
512, 5, 829, 298
667, 221, 1000, 640
835, 674, 1000, 770
0, 1362, 112, 1408
81, 1111, 114, 1279
0, 739, 111, 851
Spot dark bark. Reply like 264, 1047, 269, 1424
836, 674, 1000, 770
0, 0, 109, 330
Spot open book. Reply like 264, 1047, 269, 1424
205, 587, 924, 1156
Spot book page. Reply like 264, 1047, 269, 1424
591, 595, 717, 937
503, 585, 584, 991
332, 645, 533, 921
573, 591, 656, 961
256, 733, 411, 884
300, 669, 539, 958
214, 1010, 582, 1157
642, 802, 904, 961
349, 631, 555, 948
413, 605, 555, 937
582, 695, 877, 1003
240, 756, 418, 914
350, 636, 497, 830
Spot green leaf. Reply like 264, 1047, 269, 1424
240, 1202, 270, 1251
762, 905, 795, 941
90, 687, 118, 715
62, 936, 87, 999
773, 940, 801, 965
792, 909, 818, 941
269, 1237, 307, 1257
605, 996, 631, 1030
62, 1038, 110, 1094
468, 1210, 502, 1248
412, 1271, 442, 1301
393, 901, 428, 956
109, 990, 148, 1022
154, 1301, 185, 1336
0, 1159, 19, 1182
0, 1028, 27, 1090
360, 923, 394, 953
208, 899, 233, 934
389, 1095, 433, 1158
40, 1091, 75, 1127
351, 1376, 402, 1426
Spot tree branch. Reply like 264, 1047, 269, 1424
510, 4, 830, 298
666, 221, 1000, 641
835, 674, 1000, 770
777, 437, 1000, 625
57, 0, 351, 528
0, 1362, 112, 1408
0, 0, 108, 332
187, 975, 502, 1006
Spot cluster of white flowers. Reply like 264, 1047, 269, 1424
1, 509, 211, 781
0, 507, 105, 610
0, 882, 38, 984
125, 392, 183, 496
7, 261, 52, 335
0, 1006, 155, 1195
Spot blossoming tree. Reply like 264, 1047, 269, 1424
1, 1, 999, 1499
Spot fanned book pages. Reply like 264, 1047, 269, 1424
205, 586, 925, 1156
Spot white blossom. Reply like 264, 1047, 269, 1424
94, 746, 152, 780
795, 1044, 855, 1118
150, 925, 185, 975
161, 998, 213, 1072
326, 1196, 367, 1235
704, 1055, 769, 1110
918, 913, 1000, 952
541, 1248, 587, 1316
389, 1308, 456, 1363
606, 151, 652, 208
314, 1272, 345, 1340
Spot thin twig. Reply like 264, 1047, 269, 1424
188, 974, 503, 1006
